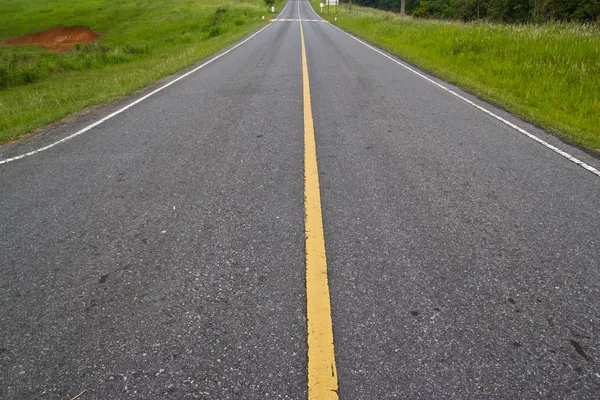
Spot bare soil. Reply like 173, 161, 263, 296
1, 26, 101, 52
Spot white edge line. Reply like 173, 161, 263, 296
0, 4, 290, 166
307, 1, 323, 20
305, 2, 600, 178
278, 1, 290, 17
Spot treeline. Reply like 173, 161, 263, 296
354, 0, 600, 22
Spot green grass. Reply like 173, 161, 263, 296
0, 0, 282, 144
314, 3, 600, 153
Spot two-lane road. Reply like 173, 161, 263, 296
1, 1, 599, 398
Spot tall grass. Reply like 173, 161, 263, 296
314, 3, 600, 153
0, 0, 281, 144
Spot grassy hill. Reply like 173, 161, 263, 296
0, 0, 280, 144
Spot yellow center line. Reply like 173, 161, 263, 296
300, 1, 339, 399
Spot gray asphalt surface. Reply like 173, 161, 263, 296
1, 1, 599, 398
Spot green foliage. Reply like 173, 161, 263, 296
486, 0, 532, 22
265, 0, 276, 6
412, 0, 455, 18
374, 0, 420, 12
313, 0, 600, 152
349, 0, 600, 21
412, 1, 431, 17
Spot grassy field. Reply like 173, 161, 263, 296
0, 0, 282, 144
313, 2, 600, 153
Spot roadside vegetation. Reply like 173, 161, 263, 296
314, 2, 600, 152
362, 0, 600, 23
0, 0, 281, 144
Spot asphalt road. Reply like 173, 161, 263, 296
1, 1, 600, 398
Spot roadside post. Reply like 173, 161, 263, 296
325, 0, 338, 13
320, 2, 324, 12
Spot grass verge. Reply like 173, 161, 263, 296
313, 2, 600, 153
0, 0, 282, 144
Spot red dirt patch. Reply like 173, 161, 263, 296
1, 26, 101, 52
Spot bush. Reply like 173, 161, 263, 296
412, 1, 429, 17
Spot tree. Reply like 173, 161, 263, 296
530, 0, 548, 21
412, 1, 430, 16
412, 0, 454, 18
487, 0, 531, 22
355, 0, 600, 22
545, 0, 600, 21
572, 0, 600, 21
378, 0, 399, 11
452, 0, 485, 20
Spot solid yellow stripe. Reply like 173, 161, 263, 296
300, 6, 339, 400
